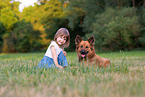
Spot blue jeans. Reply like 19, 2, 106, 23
37, 51, 68, 68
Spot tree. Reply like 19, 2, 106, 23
0, 22, 6, 52
0, 7, 19, 30
21, 3, 51, 50
39, 0, 68, 39
138, 8, 145, 49
0, 0, 20, 52
11, 20, 42, 52
86, 7, 141, 51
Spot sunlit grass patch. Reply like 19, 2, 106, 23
0, 53, 6, 56
0, 51, 145, 97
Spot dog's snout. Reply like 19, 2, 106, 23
80, 50, 87, 54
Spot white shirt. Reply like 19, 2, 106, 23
45, 41, 63, 58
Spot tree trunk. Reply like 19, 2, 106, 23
132, 0, 135, 8
144, 0, 145, 8
117, 0, 120, 8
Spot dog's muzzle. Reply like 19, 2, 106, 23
80, 50, 88, 58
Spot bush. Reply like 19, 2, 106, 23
86, 7, 141, 51
1, 20, 42, 53
0, 22, 6, 52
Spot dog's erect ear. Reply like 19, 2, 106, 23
87, 36, 95, 45
75, 35, 83, 45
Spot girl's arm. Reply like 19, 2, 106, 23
63, 51, 67, 56
51, 46, 63, 69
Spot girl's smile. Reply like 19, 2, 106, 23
57, 35, 66, 46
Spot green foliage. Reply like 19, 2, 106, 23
0, 0, 145, 52
65, 0, 90, 51
0, 0, 13, 9
11, 20, 42, 52
0, 0, 20, 52
21, 0, 68, 50
104, 0, 131, 8
0, 7, 19, 30
66, 0, 86, 29
82, 0, 104, 32
40, 0, 68, 39
0, 22, 6, 52
138, 8, 145, 48
138, 28, 145, 48
86, 7, 141, 51
1, 20, 42, 53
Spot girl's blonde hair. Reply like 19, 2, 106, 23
54, 28, 70, 48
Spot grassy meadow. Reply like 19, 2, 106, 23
0, 51, 145, 97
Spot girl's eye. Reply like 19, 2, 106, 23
60, 35, 66, 40
60, 35, 63, 38
86, 46, 88, 48
80, 45, 83, 48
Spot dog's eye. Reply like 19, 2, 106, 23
86, 46, 89, 48
80, 45, 83, 48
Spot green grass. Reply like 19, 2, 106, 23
0, 51, 145, 97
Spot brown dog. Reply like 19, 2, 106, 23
75, 35, 110, 68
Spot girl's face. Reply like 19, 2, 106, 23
56, 35, 66, 46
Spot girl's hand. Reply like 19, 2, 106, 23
63, 51, 67, 56
57, 65, 63, 69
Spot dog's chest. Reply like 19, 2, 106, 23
78, 56, 98, 65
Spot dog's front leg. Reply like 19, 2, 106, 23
84, 61, 89, 68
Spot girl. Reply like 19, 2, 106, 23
37, 28, 70, 69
